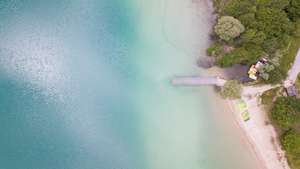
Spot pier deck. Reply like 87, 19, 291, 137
171, 76, 226, 87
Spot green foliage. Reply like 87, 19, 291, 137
281, 130, 300, 169
217, 47, 248, 67
243, 44, 264, 63
217, 44, 263, 67
262, 38, 280, 53
257, 63, 275, 80
223, 0, 256, 17
270, 50, 283, 66
279, 35, 300, 78
256, 8, 295, 37
260, 73, 269, 80
271, 97, 300, 129
271, 95, 300, 169
294, 21, 300, 37
264, 64, 275, 72
209, 0, 300, 79
258, 0, 290, 10
206, 42, 224, 57
212, 0, 227, 12
263, 67, 283, 84
238, 13, 255, 27
220, 80, 242, 99
211, 1, 300, 168
287, 0, 300, 21
214, 16, 245, 41
261, 87, 280, 105
241, 29, 266, 45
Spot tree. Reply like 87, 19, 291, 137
220, 80, 242, 99
271, 97, 300, 129
214, 16, 245, 41
256, 8, 295, 37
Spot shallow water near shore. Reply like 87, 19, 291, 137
0, 0, 260, 169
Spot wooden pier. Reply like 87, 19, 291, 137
171, 76, 226, 87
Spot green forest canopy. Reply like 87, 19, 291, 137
271, 96, 300, 168
209, 0, 300, 83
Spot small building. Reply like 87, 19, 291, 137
286, 85, 298, 97
248, 65, 258, 80
247, 58, 268, 80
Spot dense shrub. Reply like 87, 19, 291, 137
271, 96, 300, 169
271, 97, 300, 129
219, 80, 242, 99
206, 42, 224, 57
281, 130, 300, 169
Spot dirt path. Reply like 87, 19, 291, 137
286, 49, 300, 84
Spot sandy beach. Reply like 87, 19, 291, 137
208, 65, 291, 169
218, 49, 300, 169
227, 98, 290, 169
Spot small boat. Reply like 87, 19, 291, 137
242, 111, 250, 122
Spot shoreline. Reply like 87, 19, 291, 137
227, 98, 290, 169
227, 100, 268, 169
226, 99, 284, 169
166, 0, 291, 168
207, 66, 291, 169
196, 0, 283, 168
200, 0, 294, 168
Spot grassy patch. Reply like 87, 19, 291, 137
279, 36, 300, 78
261, 87, 281, 105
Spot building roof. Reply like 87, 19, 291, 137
286, 85, 297, 96
247, 59, 269, 80
248, 65, 258, 80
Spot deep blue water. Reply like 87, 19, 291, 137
0, 1, 262, 169
0, 0, 145, 169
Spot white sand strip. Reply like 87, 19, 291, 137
227, 93, 290, 169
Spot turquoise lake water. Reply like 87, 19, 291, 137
0, 0, 261, 169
